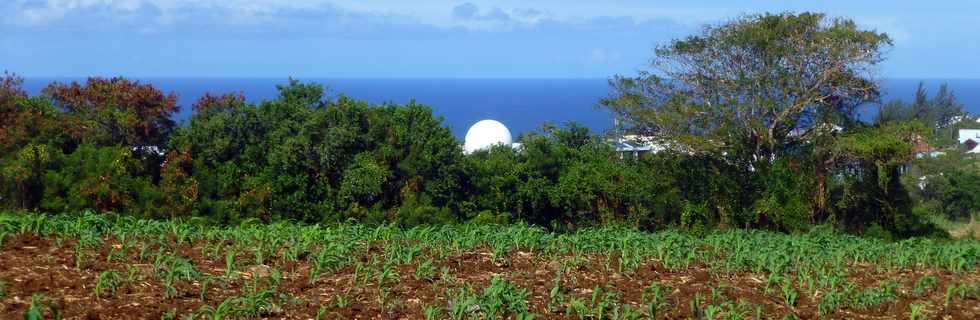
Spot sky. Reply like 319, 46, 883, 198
1, 0, 978, 79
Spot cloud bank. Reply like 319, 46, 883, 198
2, 0, 977, 78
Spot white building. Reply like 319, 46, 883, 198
958, 129, 980, 153
609, 134, 678, 158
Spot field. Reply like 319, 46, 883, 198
0, 212, 978, 319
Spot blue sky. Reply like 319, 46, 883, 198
1, 0, 978, 78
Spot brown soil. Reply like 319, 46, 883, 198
1, 233, 978, 319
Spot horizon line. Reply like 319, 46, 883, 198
17, 76, 980, 81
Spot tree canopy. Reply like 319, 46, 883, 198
600, 12, 946, 236
603, 12, 891, 163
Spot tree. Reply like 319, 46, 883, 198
829, 122, 943, 237
603, 12, 890, 163
0, 71, 27, 132
43, 77, 179, 152
169, 80, 465, 224
0, 72, 68, 210
602, 12, 896, 229
875, 82, 966, 146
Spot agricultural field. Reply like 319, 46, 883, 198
1, 212, 979, 319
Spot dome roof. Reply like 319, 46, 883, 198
464, 119, 513, 154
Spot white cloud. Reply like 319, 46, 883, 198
2, 0, 688, 37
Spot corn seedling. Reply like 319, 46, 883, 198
908, 303, 927, 320
224, 249, 237, 279
423, 302, 442, 320
414, 258, 436, 282
94, 270, 123, 298
641, 281, 670, 318
23, 293, 60, 320
913, 276, 938, 296
315, 305, 330, 320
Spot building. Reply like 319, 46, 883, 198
609, 134, 672, 158
958, 129, 980, 153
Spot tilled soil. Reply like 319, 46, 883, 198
1, 233, 978, 319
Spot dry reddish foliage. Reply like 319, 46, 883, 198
193, 92, 246, 113
43, 77, 179, 147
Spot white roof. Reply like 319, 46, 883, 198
959, 129, 980, 153
610, 135, 670, 153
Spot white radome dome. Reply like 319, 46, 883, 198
464, 119, 513, 154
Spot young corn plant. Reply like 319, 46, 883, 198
610, 303, 643, 320
547, 273, 568, 313
908, 303, 927, 320
446, 286, 479, 320
194, 298, 236, 320
953, 282, 980, 300
913, 276, 938, 296
201, 275, 220, 301
414, 258, 436, 282
224, 249, 237, 279
641, 281, 671, 318
23, 293, 60, 320
94, 270, 123, 298
688, 293, 704, 320
780, 277, 799, 307
423, 302, 442, 320
851, 281, 899, 308
480, 276, 531, 318
565, 285, 621, 320
818, 287, 846, 316
315, 305, 330, 320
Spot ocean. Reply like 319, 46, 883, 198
21, 78, 980, 138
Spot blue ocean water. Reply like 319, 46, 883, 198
21, 78, 980, 138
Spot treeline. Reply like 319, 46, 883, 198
2, 12, 973, 238
0, 73, 948, 238
0, 75, 735, 230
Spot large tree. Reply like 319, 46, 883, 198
602, 12, 895, 229
602, 12, 891, 164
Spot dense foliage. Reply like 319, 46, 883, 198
874, 83, 980, 226
2, 12, 976, 239
167, 80, 463, 224
601, 12, 953, 238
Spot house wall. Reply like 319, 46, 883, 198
958, 129, 980, 143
